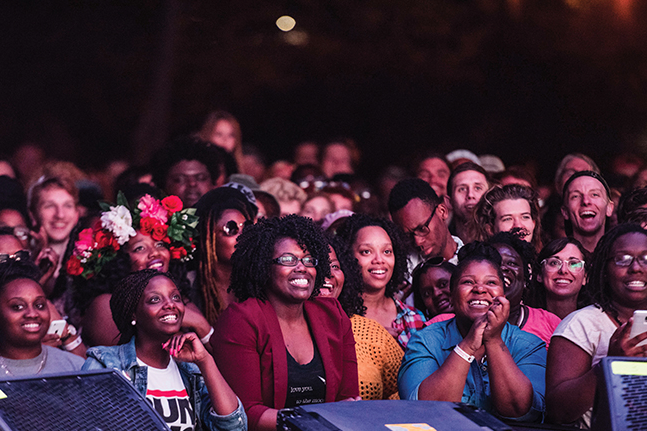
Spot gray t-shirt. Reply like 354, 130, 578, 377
0, 345, 85, 377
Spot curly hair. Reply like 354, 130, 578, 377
195, 187, 258, 324
326, 233, 365, 317
335, 213, 409, 298
450, 241, 505, 294
617, 187, 647, 224
526, 237, 591, 310
230, 215, 332, 302
474, 184, 542, 252
587, 223, 647, 320
110, 270, 177, 344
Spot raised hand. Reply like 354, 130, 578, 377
163, 332, 210, 365
483, 296, 509, 344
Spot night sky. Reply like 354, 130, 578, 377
3, 0, 647, 184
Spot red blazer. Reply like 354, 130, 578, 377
211, 296, 359, 430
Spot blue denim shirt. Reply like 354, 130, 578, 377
398, 318, 546, 423
83, 338, 247, 431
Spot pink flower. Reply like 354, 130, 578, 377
161, 196, 183, 214
138, 194, 168, 224
75, 228, 95, 253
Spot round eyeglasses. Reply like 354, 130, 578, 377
272, 254, 318, 267
541, 257, 585, 273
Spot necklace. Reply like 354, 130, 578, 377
0, 348, 48, 376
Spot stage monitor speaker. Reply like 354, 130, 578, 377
278, 400, 512, 431
0, 370, 170, 431
591, 356, 647, 431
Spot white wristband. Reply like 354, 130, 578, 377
63, 335, 83, 352
453, 345, 475, 363
200, 327, 215, 345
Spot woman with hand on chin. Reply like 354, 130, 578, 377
399, 243, 546, 423
83, 270, 246, 431
211, 215, 358, 431
0, 259, 84, 377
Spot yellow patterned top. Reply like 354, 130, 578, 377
351, 315, 404, 400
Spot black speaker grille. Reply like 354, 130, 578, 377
0, 371, 168, 431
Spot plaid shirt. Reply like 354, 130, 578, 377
393, 298, 427, 349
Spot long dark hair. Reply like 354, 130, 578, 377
327, 234, 365, 317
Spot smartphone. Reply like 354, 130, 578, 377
47, 320, 67, 337
629, 310, 647, 347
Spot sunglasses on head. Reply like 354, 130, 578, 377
0, 250, 31, 264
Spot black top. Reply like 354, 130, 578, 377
284, 342, 326, 408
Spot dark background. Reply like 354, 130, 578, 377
3, 0, 647, 184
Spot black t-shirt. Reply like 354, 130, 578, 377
284, 342, 326, 408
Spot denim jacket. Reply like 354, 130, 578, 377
83, 338, 247, 431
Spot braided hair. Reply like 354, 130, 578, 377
110, 269, 177, 344
230, 215, 331, 302
335, 213, 410, 299
587, 223, 647, 320
326, 233, 366, 317
195, 187, 257, 323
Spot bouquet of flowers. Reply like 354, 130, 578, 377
67, 192, 198, 279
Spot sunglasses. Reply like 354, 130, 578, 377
221, 220, 251, 237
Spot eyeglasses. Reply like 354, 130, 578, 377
541, 257, 585, 273
221, 220, 250, 237
610, 254, 647, 268
408, 206, 438, 238
272, 254, 318, 267
0, 250, 31, 264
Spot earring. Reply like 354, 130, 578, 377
131, 320, 136, 326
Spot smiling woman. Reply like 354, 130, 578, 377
211, 215, 358, 431
83, 270, 246, 431
398, 242, 546, 423
546, 224, 647, 427
336, 213, 425, 348
69, 191, 212, 348
0, 259, 84, 376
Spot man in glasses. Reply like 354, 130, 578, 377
389, 178, 462, 265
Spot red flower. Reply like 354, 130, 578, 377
139, 217, 157, 235
161, 196, 183, 214
170, 246, 187, 260
151, 224, 168, 241
66, 257, 83, 276
94, 230, 111, 249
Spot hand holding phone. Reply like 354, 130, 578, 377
629, 310, 647, 347
47, 319, 67, 337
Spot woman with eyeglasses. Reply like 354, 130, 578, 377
546, 224, 647, 427
336, 213, 425, 349
71, 190, 212, 348
211, 215, 359, 431
526, 238, 590, 319
194, 187, 257, 324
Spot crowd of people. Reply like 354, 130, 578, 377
2, 110, 647, 430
